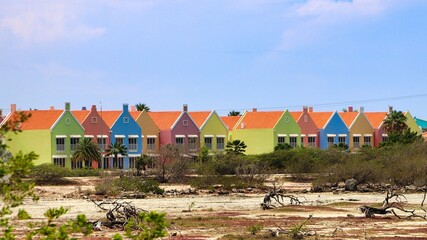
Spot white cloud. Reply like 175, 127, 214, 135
0, 1, 105, 45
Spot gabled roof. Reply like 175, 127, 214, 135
290, 111, 302, 121
237, 111, 284, 129
364, 112, 387, 128
414, 117, 427, 130
100, 111, 122, 128
71, 110, 90, 124
148, 111, 182, 130
221, 116, 240, 130
189, 111, 211, 128
129, 111, 142, 120
338, 112, 359, 128
5, 110, 63, 130
309, 112, 334, 129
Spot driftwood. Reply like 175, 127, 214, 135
90, 200, 148, 229
359, 189, 427, 219
261, 190, 305, 210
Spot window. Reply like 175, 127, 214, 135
364, 136, 371, 146
97, 137, 107, 151
176, 137, 184, 146
70, 137, 79, 151
183, 120, 188, 126
123, 117, 129, 123
382, 135, 389, 142
188, 137, 197, 150
338, 136, 346, 144
353, 137, 360, 148
290, 137, 297, 148
304, 115, 308, 122
91, 117, 97, 123
147, 138, 156, 151
72, 160, 83, 169
204, 137, 212, 150
53, 158, 65, 167
217, 137, 225, 150
113, 157, 124, 169
301, 137, 305, 147
115, 137, 124, 145
308, 137, 316, 148
103, 157, 110, 169
278, 136, 286, 144
128, 137, 138, 152
327, 137, 335, 147
129, 157, 137, 169
56, 137, 65, 152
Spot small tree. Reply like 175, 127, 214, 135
198, 146, 211, 163
225, 140, 247, 155
274, 143, 292, 151
135, 103, 150, 112
135, 154, 153, 176
105, 142, 128, 169
72, 137, 101, 168
154, 144, 191, 183
383, 110, 408, 133
228, 110, 241, 116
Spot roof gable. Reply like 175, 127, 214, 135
237, 111, 284, 129
6, 110, 63, 130
309, 112, 334, 129
100, 111, 122, 128
338, 112, 358, 128
220, 116, 241, 130
71, 110, 90, 124
364, 112, 387, 128
290, 111, 302, 122
189, 111, 211, 128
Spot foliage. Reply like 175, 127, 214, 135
135, 103, 150, 112
333, 142, 349, 151
379, 129, 422, 147
29, 163, 71, 184
153, 144, 191, 183
225, 140, 247, 155
95, 176, 164, 195
17, 209, 31, 220
274, 143, 292, 151
135, 154, 153, 176
383, 110, 408, 133
197, 146, 211, 163
72, 137, 101, 166
105, 141, 128, 168
247, 223, 263, 235
227, 110, 241, 116
124, 211, 168, 239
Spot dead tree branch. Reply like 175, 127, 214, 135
261, 189, 306, 210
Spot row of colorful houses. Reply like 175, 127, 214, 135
1, 103, 423, 169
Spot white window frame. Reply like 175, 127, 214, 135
128, 137, 138, 152
217, 137, 225, 150
56, 137, 66, 152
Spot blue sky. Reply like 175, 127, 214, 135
1, 0, 427, 118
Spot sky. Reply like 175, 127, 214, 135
1, 0, 427, 118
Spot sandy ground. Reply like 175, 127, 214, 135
9, 178, 427, 239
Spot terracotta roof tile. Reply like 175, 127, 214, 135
100, 111, 122, 128
220, 116, 240, 130
129, 111, 142, 120
189, 111, 211, 128
71, 110, 90, 124
338, 112, 358, 127
7, 110, 63, 130
290, 111, 302, 121
364, 112, 387, 128
148, 111, 181, 130
309, 112, 334, 128
238, 111, 284, 129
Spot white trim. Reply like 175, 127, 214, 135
290, 134, 299, 137
147, 135, 158, 138
97, 135, 108, 138
52, 155, 67, 158
338, 134, 347, 137
175, 135, 185, 138
204, 135, 214, 138
56, 135, 67, 138
277, 134, 287, 137
115, 135, 125, 138
128, 135, 139, 138
128, 154, 140, 157
363, 134, 373, 137
300, 134, 306, 137
327, 134, 336, 137
188, 135, 198, 138
353, 134, 362, 137
70, 135, 81, 138
382, 134, 388, 137
216, 135, 226, 138
308, 134, 317, 137
84, 135, 94, 138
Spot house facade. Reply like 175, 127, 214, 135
291, 106, 319, 148
339, 107, 374, 149
310, 111, 348, 149
130, 109, 160, 155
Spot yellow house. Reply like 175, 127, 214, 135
339, 107, 374, 150
130, 110, 160, 155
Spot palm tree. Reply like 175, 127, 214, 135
105, 142, 128, 169
383, 110, 408, 133
72, 137, 101, 168
225, 140, 247, 155
135, 103, 150, 112
228, 110, 241, 116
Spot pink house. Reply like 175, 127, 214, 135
291, 106, 319, 148
148, 105, 200, 152
364, 111, 388, 147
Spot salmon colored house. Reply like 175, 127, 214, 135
364, 111, 388, 147
291, 106, 319, 148
72, 105, 111, 168
130, 109, 160, 155
232, 109, 301, 155
3, 103, 85, 168
339, 107, 374, 150
189, 110, 229, 153
148, 105, 200, 153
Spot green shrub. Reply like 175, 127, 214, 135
95, 176, 164, 195
30, 163, 71, 184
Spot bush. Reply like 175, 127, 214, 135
30, 164, 71, 184
95, 176, 164, 195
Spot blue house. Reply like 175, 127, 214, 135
101, 104, 142, 169
310, 111, 349, 149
